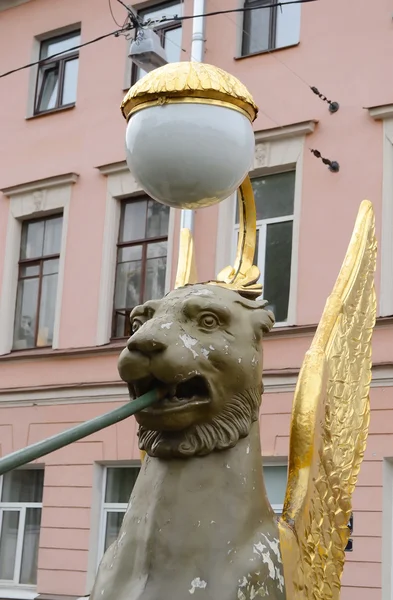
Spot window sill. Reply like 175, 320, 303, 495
11, 344, 51, 353
235, 42, 299, 60
26, 103, 75, 120
0, 340, 126, 361
0, 587, 37, 600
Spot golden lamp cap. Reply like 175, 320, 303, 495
121, 61, 259, 123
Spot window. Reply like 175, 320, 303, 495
263, 465, 287, 515
234, 171, 295, 323
99, 467, 140, 561
34, 30, 80, 114
113, 197, 169, 337
0, 470, 44, 587
241, 0, 301, 56
13, 215, 63, 350
132, 1, 183, 84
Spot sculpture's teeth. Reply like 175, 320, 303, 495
168, 384, 177, 397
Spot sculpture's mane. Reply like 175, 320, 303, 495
138, 386, 262, 459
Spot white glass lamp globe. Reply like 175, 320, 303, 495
121, 62, 258, 210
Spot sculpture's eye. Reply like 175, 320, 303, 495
198, 313, 219, 330
131, 319, 143, 334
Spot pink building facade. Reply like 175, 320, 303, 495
0, 0, 392, 598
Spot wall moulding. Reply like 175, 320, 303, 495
368, 104, 393, 316
1, 362, 393, 407
0, 173, 79, 355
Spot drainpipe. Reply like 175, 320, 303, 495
179, 0, 205, 233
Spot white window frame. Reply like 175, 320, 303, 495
97, 467, 127, 566
95, 464, 141, 570
0, 470, 43, 598
216, 121, 316, 327
368, 104, 393, 317
0, 173, 78, 355
263, 462, 288, 515
95, 161, 175, 346
25, 23, 81, 119
382, 458, 393, 600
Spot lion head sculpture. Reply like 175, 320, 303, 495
118, 284, 274, 458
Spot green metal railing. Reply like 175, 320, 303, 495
0, 389, 160, 476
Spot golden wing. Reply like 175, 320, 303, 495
278, 200, 377, 600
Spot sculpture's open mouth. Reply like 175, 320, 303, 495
129, 374, 211, 414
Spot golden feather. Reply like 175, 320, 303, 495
278, 200, 377, 599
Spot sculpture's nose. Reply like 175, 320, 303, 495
127, 331, 167, 355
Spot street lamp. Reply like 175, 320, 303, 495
121, 61, 258, 210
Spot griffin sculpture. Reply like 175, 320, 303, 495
90, 199, 377, 600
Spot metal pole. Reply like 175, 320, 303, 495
0, 389, 160, 476
179, 0, 205, 235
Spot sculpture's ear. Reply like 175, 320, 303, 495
235, 296, 275, 335
130, 299, 162, 326
252, 307, 275, 336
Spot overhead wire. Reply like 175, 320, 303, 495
139, 0, 319, 26
0, 0, 318, 81
108, 0, 124, 28
207, 0, 287, 129
207, 0, 338, 169
0, 25, 133, 79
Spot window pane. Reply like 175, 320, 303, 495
37, 273, 58, 346
114, 255, 142, 311
104, 512, 125, 552
36, 66, 59, 112
113, 311, 128, 338
21, 220, 45, 259
120, 201, 147, 242
20, 264, 40, 278
43, 258, 59, 275
144, 257, 167, 303
0, 511, 19, 580
105, 468, 140, 503
276, 2, 301, 47
1, 470, 44, 503
43, 217, 63, 256
118, 246, 142, 264
242, 1, 272, 55
147, 241, 167, 259
62, 58, 79, 105
41, 32, 81, 59
163, 26, 182, 63
264, 220, 293, 322
135, 65, 147, 82
236, 172, 296, 223
263, 466, 288, 506
13, 278, 39, 350
146, 201, 169, 238
144, 243, 167, 302
20, 508, 42, 585
254, 172, 295, 221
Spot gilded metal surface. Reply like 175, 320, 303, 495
121, 61, 258, 122
278, 200, 377, 600
175, 178, 261, 296
175, 227, 198, 289
213, 176, 262, 299
175, 177, 261, 298
126, 96, 252, 121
